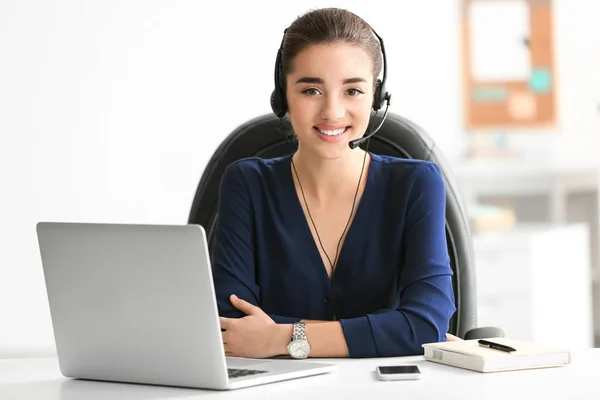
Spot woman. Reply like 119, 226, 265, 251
211, 8, 456, 359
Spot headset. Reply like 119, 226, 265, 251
270, 26, 392, 149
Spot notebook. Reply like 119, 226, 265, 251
422, 338, 571, 373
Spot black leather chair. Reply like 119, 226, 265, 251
188, 112, 504, 340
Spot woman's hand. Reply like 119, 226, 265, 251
446, 333, 462, 341
220, 294, 280, 358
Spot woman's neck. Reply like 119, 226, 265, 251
291, 148, 370, 206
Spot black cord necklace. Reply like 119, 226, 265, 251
290, 142, 370, 278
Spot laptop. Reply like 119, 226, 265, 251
36, 222, 336, 390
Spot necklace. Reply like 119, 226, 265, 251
290, 148, 369, 277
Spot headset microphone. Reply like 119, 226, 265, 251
348, 93, 391, 149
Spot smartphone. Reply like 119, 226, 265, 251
376, 365, 422, 381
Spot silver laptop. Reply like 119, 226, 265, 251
36, 222, 336, 390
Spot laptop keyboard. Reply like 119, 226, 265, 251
228, 368, 268, 379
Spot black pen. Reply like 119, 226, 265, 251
478, 339, 516, 353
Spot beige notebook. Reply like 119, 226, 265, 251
422, 338, 571, 373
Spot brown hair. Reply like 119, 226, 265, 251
280, 8, 382, 90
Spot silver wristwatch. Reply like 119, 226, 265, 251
286, 322, 310, 359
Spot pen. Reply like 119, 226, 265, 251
478, 339, 516, 353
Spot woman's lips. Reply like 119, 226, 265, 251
313, 126, 350, 143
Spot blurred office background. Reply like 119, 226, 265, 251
1, 0, 599, 357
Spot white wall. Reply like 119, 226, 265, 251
1, 0, 598, 353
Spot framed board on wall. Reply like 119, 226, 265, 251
462, 0, 556, 130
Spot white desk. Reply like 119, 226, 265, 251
1, 351, 599, 399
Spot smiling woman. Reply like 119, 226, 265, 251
288, 43, 373, 151
210, 7, 457, 360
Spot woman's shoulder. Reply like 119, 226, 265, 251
369, 153, 446, 207
222, 154, 292, 184
370, 152, 442, 181
225, 153, 291, 171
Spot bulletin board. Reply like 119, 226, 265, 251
461, 0, 556, 130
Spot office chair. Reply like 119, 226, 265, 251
188, 112, 504, 340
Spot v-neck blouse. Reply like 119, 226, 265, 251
284, 154, 375, 284
210, 152, 456, 357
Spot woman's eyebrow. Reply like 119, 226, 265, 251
342, 77, 367, 84
295, 77, 367, 84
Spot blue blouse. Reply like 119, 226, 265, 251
210, 152, 456, 358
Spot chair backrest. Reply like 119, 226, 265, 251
188, 112, 477, 337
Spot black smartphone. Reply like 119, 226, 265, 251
376, 365, 422, 380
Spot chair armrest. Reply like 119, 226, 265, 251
463, 326, 506, 340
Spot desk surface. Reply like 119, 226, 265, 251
1, 350, 599, 399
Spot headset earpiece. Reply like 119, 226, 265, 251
373, 79, 382, 111
270, 33, 288, 118
270, 88, 287, 119
373, 78, 391, 112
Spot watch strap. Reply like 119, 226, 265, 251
292, 321, 307, 341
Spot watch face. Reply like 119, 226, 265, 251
287, 340, 310, 358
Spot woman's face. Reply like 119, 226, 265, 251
285, 42, 374, 160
